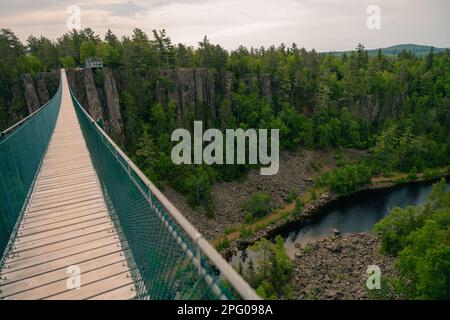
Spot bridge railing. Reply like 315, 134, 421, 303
0, 80, 62, 265
70, 89, 259, 300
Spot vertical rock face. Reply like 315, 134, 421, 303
222, 71, 233, 100
66, 68, 124, 142
35, 74, 50, 105
83, 68, 103, 121
155, 68, 216, 123
21, 74, 40, 113
194, 69, 215, 109
102, 68, 124, 142
66, 69, 87, 106
258, 73, 272, 102
21, 71, 60, 114
241, 73, 273, 102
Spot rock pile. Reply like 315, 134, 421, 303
293, 233, 397, 300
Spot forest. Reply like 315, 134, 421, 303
0, 27, 449, 214
373, 178, 450, 299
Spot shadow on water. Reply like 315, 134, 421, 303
232, 178, 449, 266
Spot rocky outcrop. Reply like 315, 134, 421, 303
21, 74, 41, 113
155, 68, 216, 123
292, 233, 399, 300
34, 74, 50, 105
66, 69, 87, 106
164, 149, 333, 240
242, 73, 273, 102
102, 68, 123, 142
222, 71, 234, 99
258, 73, 272, 102
83, 68, 103, 121
66, 67, 124, 142
21, 71, 60, 113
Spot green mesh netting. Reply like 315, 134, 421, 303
71, 92, 234, 300
0, 81, 61, 262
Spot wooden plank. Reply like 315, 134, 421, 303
29, 186, 101, 205
12, 229, 113, 258
20, 210, 109, 233
5, 261, 130, 300
30, 180, 99, 197
25, 194, 103, 212
38, 168, 94, 181
89, 283, 137, 300
5, 232, 115, 262
45, 272, 134, 300
4, 236, 121, 271
26, 193, 102, 212
16, 216, 113, 243
21, 204, 107, 225
0, 253, 126, 298
1, 243, 124, 283
13, 222, 114, 252
26, 197, 105, 216
33, 177, 99, 191
35, 171, 93, 184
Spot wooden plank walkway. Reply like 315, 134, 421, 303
0, 70, 136, 300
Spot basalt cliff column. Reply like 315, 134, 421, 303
102, 68, 124, 142
83, 68, 103, 121
21, 74, 40, 113
66, 67, 124, 143
21, 71, 60, 113
155, 68, 216, 125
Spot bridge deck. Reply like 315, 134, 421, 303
0, 71, 136, 300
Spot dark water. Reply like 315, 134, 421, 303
232, 179, 449, 265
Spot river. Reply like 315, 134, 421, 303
231, 178, 449, 265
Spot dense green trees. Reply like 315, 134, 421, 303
373, 179, 450, 299
317, 163, 373, 195
243, 192, 271, 220
242, 236, 294, 299
0, 27, 448, 216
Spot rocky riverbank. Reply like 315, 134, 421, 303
292, 232, 398, 300
162, 148, 315, 239
163, 148, 347, 240
222, 191, 337, 258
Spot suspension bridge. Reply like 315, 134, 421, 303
0, 69, 259, 300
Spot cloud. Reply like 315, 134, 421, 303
2, 0, 449, 50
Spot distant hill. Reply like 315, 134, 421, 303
327, 44, 448, 57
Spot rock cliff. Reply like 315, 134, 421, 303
21, 74, 40, 113
154, 68, 274, 126
20, 71, 59, 113
21, 67, 275, 144
155, 68, 216, 124
102, 68, 124, 141
66, 67, 124, 142
21, 68, 125, 143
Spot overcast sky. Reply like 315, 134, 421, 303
2, 0, 449, 51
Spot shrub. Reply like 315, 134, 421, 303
286, 190, 298, 203
309, 188, 317, 200
216, 237, 230, 252
245, 212, 254, 224
224, 226, 238, 235
322, 163, 373, 195
243, 192, 271, 218
244, 236, 294, 299
407, 167, 418, 180
240, 225, 253, 239
423, 168, 439, 180
373, 206, 426, 255
293, 197, 302, 216
373, 179, 450, 299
